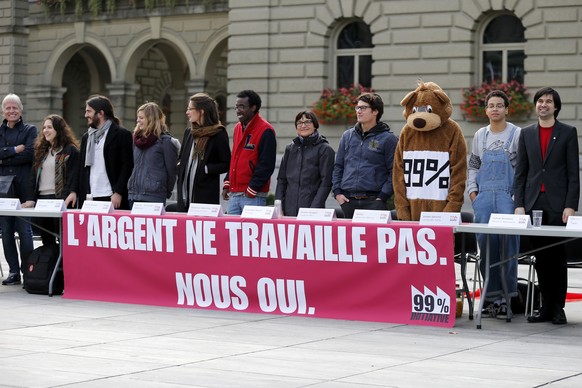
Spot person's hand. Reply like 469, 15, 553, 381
563, 207, 575, 223
514, 207, 525, 215
111, 192, 122, 209
335, 194, 349, 205
222, 188, 230, 201
15, 144, 25, 153
22, 200, 35, 208
469, 192, 477, 202
65, 192, 77, 208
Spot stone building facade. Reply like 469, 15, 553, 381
1, 0, 581, 153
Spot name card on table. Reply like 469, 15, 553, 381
488, 213, 530, 229
0, 198, 21, 210
352, 209, 392, 224
241, 205, 276, 219
296, 207, 336, 222
188, 203, 223, 217
35, 199, 66, 212
131, 202, 165, 215
81, 200, 114, 214
566, 216, 582, 230
419, 212, 461, 226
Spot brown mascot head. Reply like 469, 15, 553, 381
400, 81, 453, 132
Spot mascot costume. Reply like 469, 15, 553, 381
393, 81, 467, 221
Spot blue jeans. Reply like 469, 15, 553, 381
0, 216, 34, 274
473, 190, 519, 301
227, 194, 267, 215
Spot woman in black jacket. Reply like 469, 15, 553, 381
276, 111, 335, 216
23, 114, 79, 246
172, 93, 231, 211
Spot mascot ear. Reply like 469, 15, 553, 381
434, 89, 453, 118
433, 89, 450, 105
400, 90, 416, 107
400, 91, 417, 118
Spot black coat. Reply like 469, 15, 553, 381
0, 118, 37, 201
275, 132, 335, 217
175, 127, 231, 210
77, 121, 134, 209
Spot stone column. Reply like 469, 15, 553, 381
0, 0, 30, 97
166, 88, 188, 139
184, 79, 206, 96
106, 82, 140, 128
25, 85, 67, 126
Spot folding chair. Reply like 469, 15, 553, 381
0, 227, 3, 277
518, 253, 537, 316
454, 212, 481, 318
519, 237, 582, 317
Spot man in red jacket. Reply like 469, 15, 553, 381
222, 90, 276, 215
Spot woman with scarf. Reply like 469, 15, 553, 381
22, 114, 79, 246
171, 93, 230, 211
127, 102, 178, 206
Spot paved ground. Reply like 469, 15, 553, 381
1, 249, 582, 388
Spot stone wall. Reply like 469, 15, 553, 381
1, 0, 581, 207
227, 0, 582, 152
0, 1, 30, 98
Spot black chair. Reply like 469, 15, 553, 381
390, 209, 398, 221
566, 238, 582, 267
391, 210, 480, 318
516, 235, 538, 316
518, 236, 582, 317
454, 212, 480, 318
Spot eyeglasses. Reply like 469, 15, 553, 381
186, 107, 196, 111
296, 120, 313, 127
486, 104, 506, 110
355, 105, 371, 112
234, 104, 249, 110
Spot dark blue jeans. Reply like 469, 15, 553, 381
0, 216, 34, 274
340, 197, 387, 219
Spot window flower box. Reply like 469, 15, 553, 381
460, 80, 534, 122
312, 85, 374, 125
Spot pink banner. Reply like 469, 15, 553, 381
63, 211, 456, 327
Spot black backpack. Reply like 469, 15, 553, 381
23, 244, 64, 295
511, 277, 541, 314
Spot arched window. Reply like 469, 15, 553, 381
480, 14, 526, 83
334, 21, 373, 88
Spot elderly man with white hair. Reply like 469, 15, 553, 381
0, 93, 37, 286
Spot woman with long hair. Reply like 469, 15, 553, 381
22, 114, 80, 245
171, 93, 230, 211
127, 102, 178, 206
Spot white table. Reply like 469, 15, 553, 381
0, 208, 63, 296
455, 223, 582, 328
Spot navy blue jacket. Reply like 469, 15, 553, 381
332, 121, 398, 201
0, 117, 37, 201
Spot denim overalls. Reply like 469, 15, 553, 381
473, 126, 519, 300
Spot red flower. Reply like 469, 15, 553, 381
312, 84, 375, 125
460, 80, 533, 121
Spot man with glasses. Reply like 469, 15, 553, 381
467, 90, 521, 319
222, 90, 276, 215
332, 93, 398, 218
